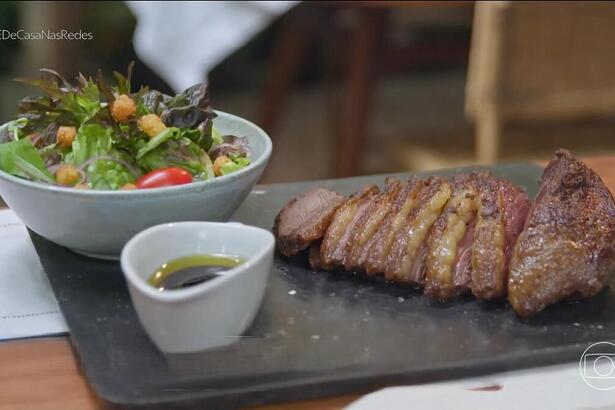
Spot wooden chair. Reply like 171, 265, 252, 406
466, 1, 615, 164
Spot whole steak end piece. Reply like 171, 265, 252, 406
508, 149, 615, 317
273, 188, 345, 257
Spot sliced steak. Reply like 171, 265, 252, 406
320, 185, 380, 269
344, 178, 403, 271
407, 243, 429, 285
308, 241, 324, 270
470, 173, 506, 300
508, 149, 615, 317
386, 176, 452, 284
454, 218, 476, 290
364, 177, 422, 275
424, 174, 478, 299
500, 180, 530, 273
276, 149, 615, 319
274, 188, 345, 257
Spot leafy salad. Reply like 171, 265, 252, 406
0, 63, 251, 190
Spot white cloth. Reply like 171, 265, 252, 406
346, 363, 615, 410
0, 209, 67, 340
127, 0, 298, 92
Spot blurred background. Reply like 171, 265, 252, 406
2, 1, 615, 183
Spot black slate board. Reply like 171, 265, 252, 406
32, 163, 615, 409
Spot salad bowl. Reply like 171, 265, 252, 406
0, 111, 272, 259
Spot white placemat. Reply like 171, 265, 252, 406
346, 362, 615, 410
0, 209, 67, 341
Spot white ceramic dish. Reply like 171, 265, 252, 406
0, 111, 272, 259
121, 221, 274, 353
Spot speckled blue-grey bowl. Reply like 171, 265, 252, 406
0, 111, 272, 259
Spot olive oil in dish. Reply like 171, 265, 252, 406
149, 254, 244, 291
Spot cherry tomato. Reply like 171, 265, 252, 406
135, 167, 193, 189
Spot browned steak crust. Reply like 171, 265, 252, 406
274, 188, 345, 256
308, 241, 324, 270
364, 177, 422, 275
424, 174, 477, 299
320, 185, 380, 269
386, 177, 452, 284
508, 149, 615, 317
471, 172, 506, 300
500, 180, 531, 274
453, 218, 475, 291
344, 178, 403, 271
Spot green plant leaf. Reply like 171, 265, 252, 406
0, 138, 53, 182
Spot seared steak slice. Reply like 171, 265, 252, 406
274, 188, 345, 256
425, 174, 478, 299
308, 241, 324, 270
454, 219, 476, 291
500, 180, 530, 273
407, 243, 429, 285
320, 185, 380, 269
470, 173, 507, 299
364, 177, 422, 275
387, 177, 452, 284
508, 149, 615, 317
344, 178, 403, 271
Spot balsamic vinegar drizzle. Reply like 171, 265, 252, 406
149, 254, 244, 291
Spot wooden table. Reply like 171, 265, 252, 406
1, 155, 614, 410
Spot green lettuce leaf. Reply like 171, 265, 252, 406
15, 69, 101, 132
66, 123, 136, 189
69, 123, 113, 165
113, 61, 134, 95
87, 158, 136, 190
9, 118, 29, 141
0, 138, 54, 182
180, 128, 202, 143
138, 83, 216, 150
136, 127, 179, 159
0, 118, 29, 143
211, 126, 223, 147
220, 156, 251, 176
